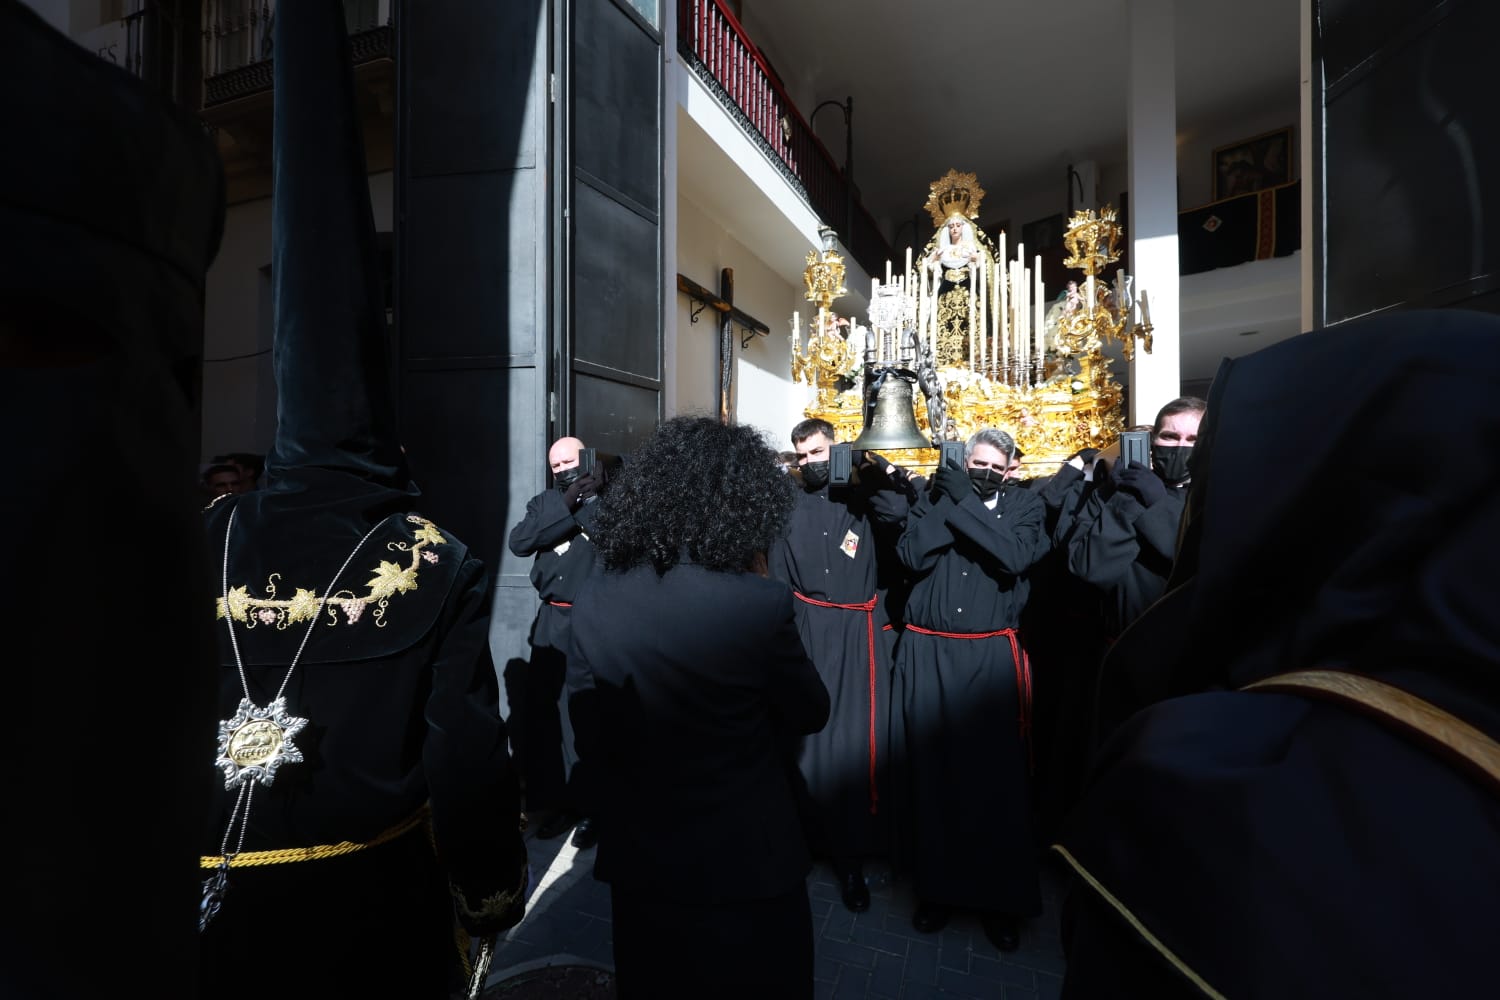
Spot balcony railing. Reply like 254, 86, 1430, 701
199, 0, 391, 107
676, 0, 892, 279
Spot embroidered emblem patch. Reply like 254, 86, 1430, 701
840, 529, 860, 559
553, 540, 571, 556
216, 515, 446, 630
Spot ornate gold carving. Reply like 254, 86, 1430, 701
924, 168, 986, 228
216, 515, 447, 628
792, 179, 1152, 479
451, 863, 530, 932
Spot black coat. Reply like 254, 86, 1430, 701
508, 487, 599, 650
1064, 476, 1186, 640
567, 561, 830, 902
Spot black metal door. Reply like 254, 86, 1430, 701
559, 0, 664, 458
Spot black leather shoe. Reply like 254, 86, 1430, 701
981, 915, 1020, 952
911, 902, 950, 934
534, 810, 579, 840
839, 869, 870, 913
569, 817, 598, 850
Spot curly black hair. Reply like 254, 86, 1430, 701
593, 415, 797, 574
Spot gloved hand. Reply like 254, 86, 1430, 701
1065, 447, 1101, 471
1113, 461, 1167, 508
932, 460, 971, 504
563, 471, 598, 511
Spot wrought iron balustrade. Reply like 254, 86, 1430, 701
199, 0, 390, 106
676, 0, 892, 279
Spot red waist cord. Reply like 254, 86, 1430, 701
794, 591, 881, 815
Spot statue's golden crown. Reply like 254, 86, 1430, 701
924, 169, 986, 229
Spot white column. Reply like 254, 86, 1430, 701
1074, 159, 1100, 212
1299, 0, 1318, 332
1125, 0, 1181, 425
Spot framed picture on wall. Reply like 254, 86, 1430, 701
1212, 126, 1294, 200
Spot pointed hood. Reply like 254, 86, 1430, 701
264, 0, 413, 500
1100, 308, 1500, 742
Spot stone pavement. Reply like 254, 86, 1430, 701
481, 823, 1069, 999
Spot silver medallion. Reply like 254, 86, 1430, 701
213, 696, 308, 789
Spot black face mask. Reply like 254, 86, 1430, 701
554, 468, 581, 491
969, 468, 1003, 499
1151, 444, 1193, 485
800, 461, 830, 491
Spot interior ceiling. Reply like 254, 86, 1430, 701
740, 0, 1302, 231
731, 0, 1304, 383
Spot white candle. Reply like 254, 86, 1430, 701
885, 259, 893, 285
1139, 289, 1152, 329
1034, 259, 1044, 372
792, 311, 800, 352
978, 257, 988, 373
967, 264, 976, 371
999, 245, 1009, 377
927, 263, 937, 362
916, 265, 925, 359
991, 261, 1001, 375
905, 245, 914, 287
1085, 274, 1096, 313
1021, 266, 1031, 377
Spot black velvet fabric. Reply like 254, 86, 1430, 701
263, 0, 410, 495
196, 3, 527, 991
1058, 309, 1500, 997
1, 3, 225, 997
1097, 308, 1500, 735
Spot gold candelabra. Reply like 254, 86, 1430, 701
1057, 206, 1154, 363
789, 178, 1158, 478
790, 226, 864, 432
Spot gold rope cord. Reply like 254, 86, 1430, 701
199, 803, 430, 868
1050, 845, 1227, 999
1243, 669, 1500, 790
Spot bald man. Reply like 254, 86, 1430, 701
508, 435, 603, 848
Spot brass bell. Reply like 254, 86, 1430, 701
852, 371, 933, 451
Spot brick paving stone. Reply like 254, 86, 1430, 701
969, 956, 1034, 988
936, 940, 971, 974
849, 924, 918, 957
821, 937, 881, 970
836, 970, 874, 998
815, 979, 838, 1000
816, 955, 843, 984
935, 967, 999, 999
868, 951, 908, 997
1033, 974, 1062, 1000
824, 907, 858, 942
904, 938, 941, 986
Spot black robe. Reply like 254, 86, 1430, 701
890, 484, 1050, 913
200, 484, 527, 998
1027, 469, 1115, 844
508, 488, 600, 814
1065, 478, 1186, 642
768, 474, 910, 863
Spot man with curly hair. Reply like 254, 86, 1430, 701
891, 427, 1051, 953
567, 415, 830, 998
770, 417, 919, 913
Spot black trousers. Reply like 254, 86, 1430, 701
610, 884, 814, 1000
